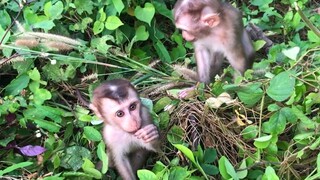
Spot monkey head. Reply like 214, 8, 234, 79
173, 0, 222, 42
90, 79, 143, 133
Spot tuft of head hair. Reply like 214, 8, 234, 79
93, 79, 137, 104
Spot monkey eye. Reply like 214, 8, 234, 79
129, 103, 137, 111
116, 110, 125, 117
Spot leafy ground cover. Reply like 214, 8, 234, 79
0, 0, 319, 179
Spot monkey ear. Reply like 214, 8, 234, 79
89, 103, 102, 119
202, 14, 220, 28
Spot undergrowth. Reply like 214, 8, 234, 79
0, 0, 319, 179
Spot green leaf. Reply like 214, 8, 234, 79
224, 82, 263, 106
153, 97, 172, 113
237, 159, 248, 179
140, 98, 154, 112
262, 166, 279, 180
29, 81, 40, 94
97, 141, 108, 174
307, 31, 320, 43
93, 8, 106, 35
112, 0, 125, 14
82, 158, 102, 179
266, 71, 295, 102
5, 73, 30, 96
0, 26, 10, 46
153, 1, 173, 20
33, 88, 52, 105
53, 154, 61, 169
105, 16, 124, 30
0, 10, 11, 28
253, 40, 266, 51
203, 148, 217, 164
219, 156, 238, 180
83, 126, 102, 141
251, 0, 273, 6
134, 3, 155, 26
74, 0, 93, 15
0, 162, 33, 176
237, 84, 263, 106
291, 106, 315, 129
60, 146, 92, 171
282, 47, 300, 60
242, 125, 259, 140
44, 1, 63, 20
168, 166, 191, 179
201, 164, 219, 175
173, 144, 196, 164
0, 136, 15, 147
310, 137, 320, 150
262, 111, 286, 135
34, 119, 61, 133
254, 135, 272, 149
137, 169, 157, 180
134, 25, 149, 42
154, 41, 172, 63
159, 111, 170, 129
28, 68, 41, 81
167, 126, 184, 144
91, 35, 115, 54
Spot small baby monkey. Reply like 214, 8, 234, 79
174, 0, 255, 83
86, 79, 160, 180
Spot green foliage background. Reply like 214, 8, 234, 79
0, 0, 319, 179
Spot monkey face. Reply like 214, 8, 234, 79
98, 90, 142, 133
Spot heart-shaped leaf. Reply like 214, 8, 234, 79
134, 3, 155, 26
282, 47, 300, 60
105, 16, 123, 30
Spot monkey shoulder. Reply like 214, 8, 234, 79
221, 3, 243, 26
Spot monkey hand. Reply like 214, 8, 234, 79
135, 124, 159, 143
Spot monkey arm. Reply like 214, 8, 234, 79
195, 46, 212, 84
113, 153, 137, 180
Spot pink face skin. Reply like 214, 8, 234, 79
98, 89, 142, 133
175, 13, 197, 42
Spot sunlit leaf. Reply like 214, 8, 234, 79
237, 159, 248, 179
242, 125, 259, 140
262, 166, 279, 180
282, 47, 300, 60
82, 158, 102, 179
254, 135, 272, 149
97, 141, 108, 174
0, 162, 33, 176
83, 126, 102, 141
60, 146, 92, 171
105, 16, 124, 30
5, 74, 30, 96
134, 25, 149, 42
137, 169, 157, 180
266, 71, 295, 102
34, 119, 61, 133
253, 40, 266, 51
44, 1, 63, 20
112, 0, 124, 14
134, 3, 155, 25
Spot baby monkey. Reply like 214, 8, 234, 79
85, 79, 160, 180
174, 0, 255, 83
